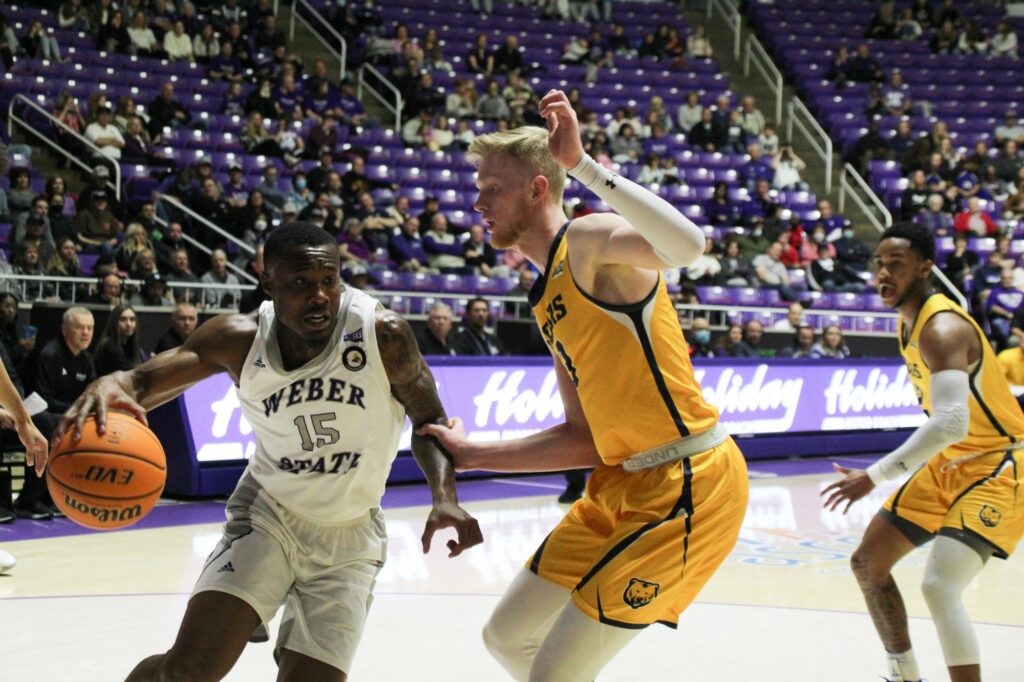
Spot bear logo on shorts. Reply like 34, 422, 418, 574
622, 577, 660, 609
979, 505, 1002, 528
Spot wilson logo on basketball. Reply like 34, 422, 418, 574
61, 494, 143, 524
72, 465, 136, 485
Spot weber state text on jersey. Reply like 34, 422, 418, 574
238, 290, 406, 523
529, 222, 719, 466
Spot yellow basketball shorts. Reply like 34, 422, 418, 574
526, 437, 748, 628
883, 449, 1023, 559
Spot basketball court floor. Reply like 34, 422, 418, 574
1, 455, 1021, 681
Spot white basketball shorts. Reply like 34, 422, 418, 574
193, 472, 387, 674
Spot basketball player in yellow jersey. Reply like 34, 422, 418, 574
418, 90, 749, 681
824, 221, 1024, 682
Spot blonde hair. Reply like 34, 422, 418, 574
468, 126, 566, 204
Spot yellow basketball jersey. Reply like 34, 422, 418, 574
529, 223, 719, 465
899, 293, 1024, 458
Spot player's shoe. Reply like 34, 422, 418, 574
249, 623, 269, 643
0, 548, 16, 573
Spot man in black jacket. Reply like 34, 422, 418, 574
148, 82, 193, 138
153, 302, 198, 354
14, 307, 95, 520
451, 297, 506, 356
417, 302, 456, 356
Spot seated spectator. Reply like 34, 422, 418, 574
129, 248, 160, 281
800, 224, 834, 266
462, 224, 497, 277
337, 218, 372, 267
390, 216, 430, 273
954, 197, 998, 236
686, 316, 715, 358
163, 20, 192, 61
148, 83, 192, 137
866, 0, 896, 39
810, 199, 847, 241
94, 305, 146, 376
895, 7, 923, 40
916, 193, 954, 237
931, 19, 959, 54
466, 34, 494, 77
738, 144, 774, 191
350, 192, 397, 249
720, 110, 747, 155
342, 156, 396, 207
165, 248, 201, 304
130, 271, 174, 308
994, 112, 1024, 146
75, 190, 123, 249
493, 34, 524, 75
451, 297, 505, 356
418, 302, 456, 356
58, 0, 89, 32
772, 147, 808, 191
687, 107, 722, 151
676, 92, 702, 133
881, 70, 913, 117
476, 80, 511, 121
151, 301, 197, 354
847, 43, 883, 83
736, 320, 772, 358
753, 242, 799, 301
686, 25, 713, 58
758, 122, 780, 156
713, 323, 744, 357
241, 111, 283, 158
810, 242, 863, 293
782, 325, 816, 359
833, 226, 872, 271
900, 169, 931, 219
423, 214, 466, 274
985, 268, 1023, 346
955, 20, 988, 55
738, 96, 765, 138
610, 123, 643, 163
128, 11, 161, 57
84, 106, 125, 161
21, 20, 66, 62
193, 22, 219, 62
992, 140, 1022, 184
90, 272, 123, 305
0, 292, 33, 370
704, 182, 742, 227
208, 41, 244, 83
811, 325, 851, 359
942, 232, 979, 294
718, 239, 756, 286
991, 21, 1019, 58
199, 249, 241, 309
446, 79, 479, 119
115, 223, 154, 272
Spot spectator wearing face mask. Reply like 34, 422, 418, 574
687, 317, 714, 358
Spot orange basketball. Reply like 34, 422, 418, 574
46, 412, 166, 530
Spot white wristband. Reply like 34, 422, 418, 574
568, 153, 603, 188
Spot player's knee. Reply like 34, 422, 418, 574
850, 546, 876, 584
920, 571, 956, 609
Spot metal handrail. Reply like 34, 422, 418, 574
676, 302, 898, 338
358, 63, 403, 131
0, 272, 256, 307
839, 163, 891, 232
154, 194, 256, 260
706, 0, 742, 61
837, 165, 969, 312
743, 35, 784, 126
289, 0, 347, 79
785, 97, 834, 194
8, 94, 121, 198
149, 212, 257, 285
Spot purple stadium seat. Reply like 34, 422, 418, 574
697, 286, 738, 305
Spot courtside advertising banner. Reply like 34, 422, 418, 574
182, 359, 926, 462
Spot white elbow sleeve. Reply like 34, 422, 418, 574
867, 370, 970, 484
568, 154, 705, 267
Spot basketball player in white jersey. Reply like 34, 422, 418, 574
53, 222, 483, 681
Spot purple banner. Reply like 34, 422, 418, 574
181, 359, 925, 463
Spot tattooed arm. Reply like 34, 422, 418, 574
377, 309, 483, 557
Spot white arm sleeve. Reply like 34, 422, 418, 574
867, 369, 971, 484
568, 153, 706, 267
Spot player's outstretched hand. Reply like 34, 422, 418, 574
422, 500, 484, 558
539, 89, 585, 171
53, 374, 148, 447
17, 418, 48, 475
416, 417, 477, 471
820, 463, 875, 515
